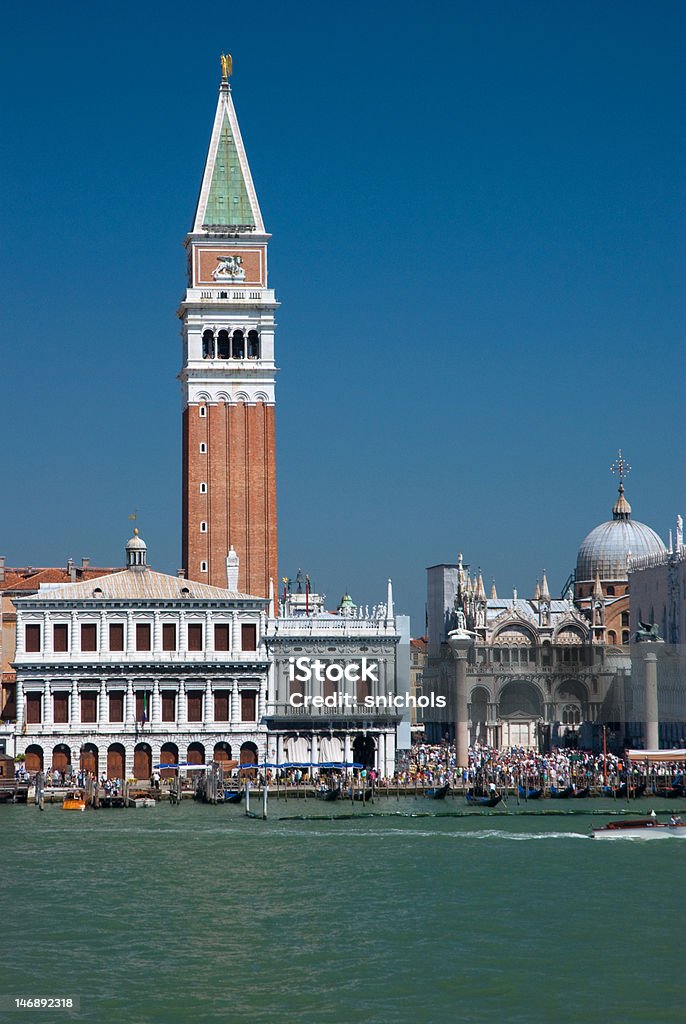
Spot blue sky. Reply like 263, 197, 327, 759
1, 1, 684, 630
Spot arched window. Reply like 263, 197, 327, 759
606, 586, 615, 596
202, 329, 215, 359
607, 630, 617, 645
247, 330, 260, 359
622, 630, 630, 645
562, 704, 581, 726
200, 521, 207, 533
199, 442, 207, 454
200, 561, 208, 573
232, 330, 244, 359
199, 406, 206, 417
199, 482, 207, 494
217, 330, 230, 359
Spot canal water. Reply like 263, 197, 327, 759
2, 797, 684, 1023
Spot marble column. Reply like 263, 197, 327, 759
644, 651, 659, 750
230, 680, 240, 725
204, 680, 214, 725
43, 681, 53, 726
126, 612, 135, 654
99, 680, 108, 725
71, 680, 80, 726
125, 680, 135, 725
152, 680, 161, 724
377, 731, 386, 775
177, 682, 187, 725
153, 612, 162, 654
447, 630, 472, 769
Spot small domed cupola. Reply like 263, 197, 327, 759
612, 481, 632, 521
126, 528, 148, 569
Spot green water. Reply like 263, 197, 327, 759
2, 797, 685, 1024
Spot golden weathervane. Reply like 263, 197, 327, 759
220, 54, 233, 81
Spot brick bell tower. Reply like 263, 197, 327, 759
180, 55, 278, 597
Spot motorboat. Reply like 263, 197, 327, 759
592, 815, 686, 839
62, 788, 86, 812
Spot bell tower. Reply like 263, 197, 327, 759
179, 56, 278, 597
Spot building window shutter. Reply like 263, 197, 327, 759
241, 624, 257, 651
25, 624, 41, 653
136, 623, 151, 651
53, 624, 69, 652
162, 623, 177, 651
109, 623, 125, 651
214, 624, 230, 651
187, 624, 203, 651
81, 623, 97, 652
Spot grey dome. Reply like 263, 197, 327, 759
576, 486, 665, 582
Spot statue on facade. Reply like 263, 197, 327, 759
212, 255, 245, 281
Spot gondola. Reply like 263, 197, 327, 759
223, 790, 243, 804
518, 785, 543, 800
549, 785, 574, 799
347, 788, 373, 803
652, 785, 685, 799
466, 793, 502, 808
317, 787, 341, 802
426, 783, 450, 800
601, 782, 628, 798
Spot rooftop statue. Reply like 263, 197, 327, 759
635, 621, 661, 642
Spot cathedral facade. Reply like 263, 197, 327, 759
421, 473, 668, 753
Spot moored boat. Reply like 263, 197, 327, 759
549, 785, 574, 799
317, 786, 341, 802
426, 783, 450, 800
223, 790, 244, 804
466, 793, 502, 808
518, 785, 543, 800
62, 788, 86, 812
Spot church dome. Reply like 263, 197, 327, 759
575, 484, 665, 582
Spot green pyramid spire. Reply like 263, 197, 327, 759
203, 111, 255, 228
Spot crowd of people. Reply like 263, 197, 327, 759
394, 742, 686, 790
12, 742, 686, 791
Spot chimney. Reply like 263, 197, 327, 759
226, 546, 239, 590
0, 556, 5, 583
177, 568, 186, 579
81, 557, 90, 570
67, 558, 76, 583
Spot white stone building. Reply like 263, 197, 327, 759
12, 533, 270, 779
263, 582, 411, 776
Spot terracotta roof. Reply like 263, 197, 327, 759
410, 637, 428, 649
0, 567, 120, 592
18, 567, 263, 603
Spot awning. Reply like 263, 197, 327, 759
626, 749, 686, 762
